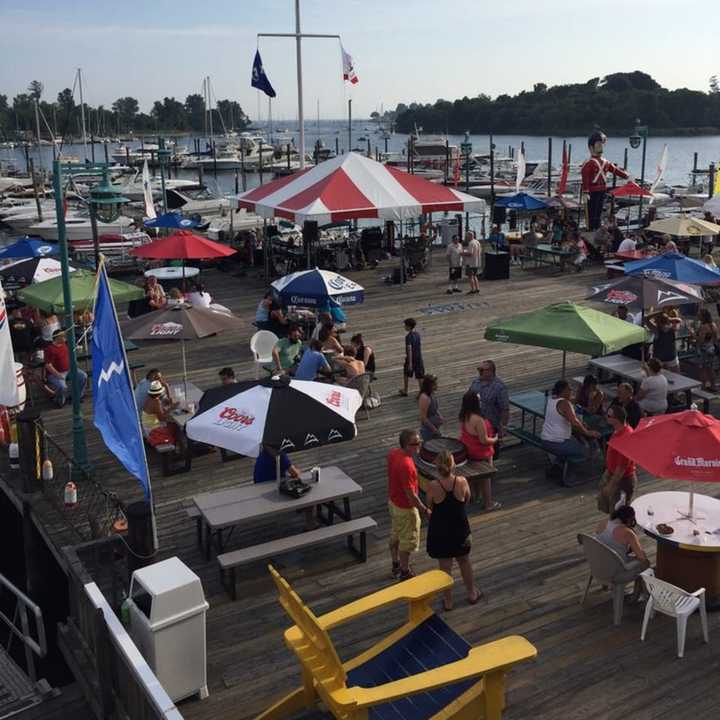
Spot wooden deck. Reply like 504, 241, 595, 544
34, 254, 720, 720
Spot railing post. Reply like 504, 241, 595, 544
94, 607, 116, 718
17, 409, 42, 495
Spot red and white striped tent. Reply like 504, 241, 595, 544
236, 152, 485, 224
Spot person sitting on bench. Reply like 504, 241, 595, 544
142, 380, 180, 447
45, 329, 87, 408
541, 379, 600, 466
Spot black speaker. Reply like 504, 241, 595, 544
484, 251, 510, 280
492, 206, 506, 225
302, 221, 319, 249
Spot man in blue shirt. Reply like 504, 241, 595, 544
294, 339, 332, 381
253, 443, 301, 483
488, 224, 508, 251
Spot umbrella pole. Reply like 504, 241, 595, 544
182, 339, 188, 399
561, 350, 566, 378
689, 487, 695, 519
276, 453, 281, 485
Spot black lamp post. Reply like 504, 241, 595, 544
89, 167, 129, 269
629, 120, 648, 226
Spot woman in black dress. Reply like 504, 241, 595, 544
426, 450, 482, 610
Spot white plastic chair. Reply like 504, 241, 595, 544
250, 330, 279, 379
640, 569, 709, 658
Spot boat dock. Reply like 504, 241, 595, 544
4, 256, 720, 720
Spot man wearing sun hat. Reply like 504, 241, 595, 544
44, 328, 87, 407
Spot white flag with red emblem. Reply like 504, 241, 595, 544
341, 44, 359, 85
0, 281, 18, 407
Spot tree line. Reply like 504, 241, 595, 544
394, 72, 720, 136
0, 80, 251, 140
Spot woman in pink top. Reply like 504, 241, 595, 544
458, 391, 500, 511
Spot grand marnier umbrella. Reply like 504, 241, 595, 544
587, 276, 704, 312
484, 301, 648, 376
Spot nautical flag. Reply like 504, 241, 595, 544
557, 145, 569, 195
92, 263, 151, 498
142, 159, 156, 220
341, 44, 359, 85
251, 50, 276, 98
0, 282, 18, 407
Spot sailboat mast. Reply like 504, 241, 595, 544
268, 98, 273, 143
203, 77, 208, 139
78, 67, 87, 159
207, 76, 214, 143
295, 0, 305, 169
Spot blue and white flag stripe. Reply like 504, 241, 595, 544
92, 263, 152, 497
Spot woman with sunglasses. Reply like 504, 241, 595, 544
595, 506, 648, 565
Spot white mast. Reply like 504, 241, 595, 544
295, 0, 305, 169
207, 76, 214, 144
78, 67, 87, 160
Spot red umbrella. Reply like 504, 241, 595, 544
130, 230, 236, 259
609, 181, 653, 198
609, 407, 720, 516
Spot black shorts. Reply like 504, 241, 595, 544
404, 363, 425, 379
466, 266, 479, 277
449, 267, 462, 281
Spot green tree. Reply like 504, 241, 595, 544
112, 96, 139, 132
184, 93, 205, 132
27, 80, 43, 101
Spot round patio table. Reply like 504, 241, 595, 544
144, 266, 200, 282
633, 491, 720, 608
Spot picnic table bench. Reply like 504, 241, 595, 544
192, 466, 371, 599
522, 243, 576, 272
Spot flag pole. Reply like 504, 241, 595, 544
295, 0, 305, 169
96, 259, 159, 551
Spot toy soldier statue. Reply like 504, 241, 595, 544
581, 130, 628, 230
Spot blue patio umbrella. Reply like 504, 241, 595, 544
271, 268, 364, 308
143, 212, 204, 230
0, 236, 59, 259
624, 252, 720, 286
494, 192, 548, 211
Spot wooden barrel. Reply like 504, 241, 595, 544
419, 436, 467, 467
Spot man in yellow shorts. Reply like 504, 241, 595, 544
387, 429, 431, 580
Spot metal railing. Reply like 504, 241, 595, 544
0, 573, 46, 683
36, 421, 126, 542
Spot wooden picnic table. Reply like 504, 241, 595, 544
192, 465, 362, 559
588, 355, 700, 407
168, 381, 203, 429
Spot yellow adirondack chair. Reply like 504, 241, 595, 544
256, 566, 537, 720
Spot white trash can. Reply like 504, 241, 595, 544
126, 556, 209, 702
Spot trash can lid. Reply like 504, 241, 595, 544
131, 557, 206, 624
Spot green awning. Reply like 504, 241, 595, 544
17, 269, 144, 313
484, 301, 649, 357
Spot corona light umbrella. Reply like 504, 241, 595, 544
484, 301, 648, 376
122, 303, 244, 394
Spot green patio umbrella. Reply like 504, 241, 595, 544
484, 301, 649, 376
17, 269, 144, 313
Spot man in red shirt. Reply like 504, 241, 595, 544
388, 429, 430, 580
599, 405, 638, 512
45, 329, 87, 407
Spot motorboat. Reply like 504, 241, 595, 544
206, 209, 265, 240
165, 186, 230, 216
111, 170, 197, 201
27, 214, 137, 242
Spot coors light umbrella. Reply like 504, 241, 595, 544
186, 374, 362, 458
122, 304, 244, 393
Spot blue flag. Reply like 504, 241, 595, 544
92, 265, 151, 497
251, 50, 276, 98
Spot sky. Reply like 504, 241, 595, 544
0, 0, 718, 122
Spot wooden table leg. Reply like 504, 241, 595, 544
656, 542, 720, 609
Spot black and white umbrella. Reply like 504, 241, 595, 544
186, 375, 362, 457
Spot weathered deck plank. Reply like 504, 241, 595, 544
32, 254, 719, 720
